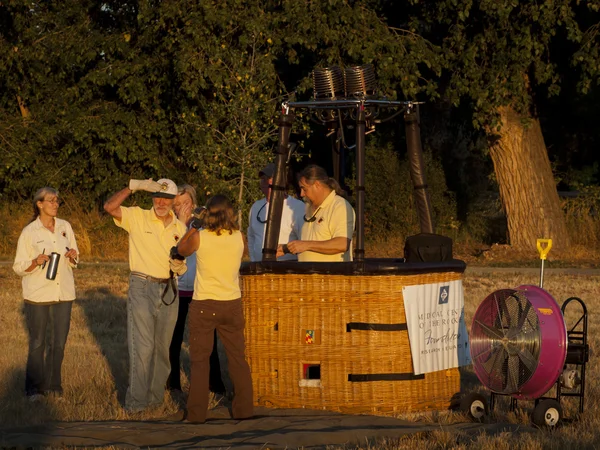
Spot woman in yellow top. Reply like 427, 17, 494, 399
175, 194, 253, 423
13, 187, 79, 401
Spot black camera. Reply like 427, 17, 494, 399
190, 206, 207, 230
170, 246, 185, 261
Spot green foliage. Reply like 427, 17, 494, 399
1, 0, 600, 236
563, 185, 600, 247
562, 163, 600, 190
359, 142, 458, 240
449, 0, 600, 130
369, 1, 600, 131
0, 0, 440, 216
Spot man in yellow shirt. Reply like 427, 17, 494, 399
277, 165, 355, 262
104, 178, 187, 413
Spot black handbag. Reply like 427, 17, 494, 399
404, 233, 453, 263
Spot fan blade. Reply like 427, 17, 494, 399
504, 293, 526, 330
517, 301, 532, 330
481, 345, 507, 378
499, 295, 512, 328
484, 347, 508, 392
474, 319, 504, 340
472, 345, 494, 362
493, 292, 505, 328
507, 344, 538, 374
505, 354, 521, 394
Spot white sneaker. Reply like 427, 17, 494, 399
28, 394, 44, 402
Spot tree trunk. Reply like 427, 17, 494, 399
489, 106, 570, 252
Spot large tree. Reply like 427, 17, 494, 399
374, 0, 600, 251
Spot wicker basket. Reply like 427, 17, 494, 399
241, 265, 464, 415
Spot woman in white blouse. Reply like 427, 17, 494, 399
13, 187, 79, 401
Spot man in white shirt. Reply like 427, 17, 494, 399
247, 163, 305, 261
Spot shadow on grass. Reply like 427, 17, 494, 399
0, 367, 57, 427
77, 287, 128, 402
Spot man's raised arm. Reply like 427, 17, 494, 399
104, 179, 162, 221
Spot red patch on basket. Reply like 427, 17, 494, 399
305, 330, 314, 344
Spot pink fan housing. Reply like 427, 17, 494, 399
471, 285, 567, 399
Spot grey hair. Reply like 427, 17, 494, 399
177, 184, 197, 207
298, 164, 347, 199
30, 187, 58, 223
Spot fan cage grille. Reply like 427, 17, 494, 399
471, 289, 541, 394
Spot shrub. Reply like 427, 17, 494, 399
355, 142, 458, 242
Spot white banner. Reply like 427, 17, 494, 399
403, 279, 471, 375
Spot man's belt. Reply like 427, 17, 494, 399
131, 271, 178, 306
131, 272, 169, 284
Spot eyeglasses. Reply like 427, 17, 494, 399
256, 202, 267, 224
303, 207, 321, 223
43, 199, 61, 205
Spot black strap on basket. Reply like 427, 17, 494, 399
346, 322, 408, 332
348, 373, 425, 382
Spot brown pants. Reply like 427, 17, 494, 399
187, 299, 253, 422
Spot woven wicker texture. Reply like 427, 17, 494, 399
242, 271, 463, 415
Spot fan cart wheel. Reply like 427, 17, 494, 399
460, 393, 488, 421
532, 399, 562, 427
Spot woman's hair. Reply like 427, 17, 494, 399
30, 187, 58, 224
298, 164, 347, 198
177, 183, 197, 207
199, 194, 239, 235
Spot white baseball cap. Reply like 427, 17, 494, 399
153, 178, 177, 199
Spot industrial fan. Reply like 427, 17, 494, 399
462, 284, 588, 427
471, 285, 566, 399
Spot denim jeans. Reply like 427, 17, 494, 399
24, 301, 73, 396
125, 275, 178, 412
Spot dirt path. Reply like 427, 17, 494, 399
0, 406, 534, 449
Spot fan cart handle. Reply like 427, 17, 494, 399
537, 238, 552, 288
536, 239, 552, 260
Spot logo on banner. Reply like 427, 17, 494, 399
403, 279, 471, 375
439, 286, 449, 304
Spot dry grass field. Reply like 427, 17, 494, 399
0, 263, 599, 449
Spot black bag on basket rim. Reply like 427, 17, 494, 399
404, 233, 453, 263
